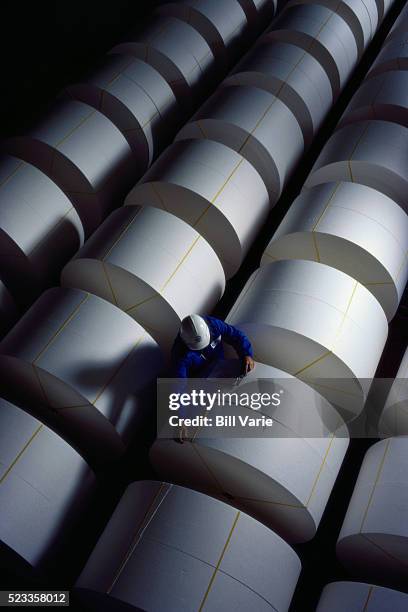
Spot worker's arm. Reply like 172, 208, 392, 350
207, 316, 254, 373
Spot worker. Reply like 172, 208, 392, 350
171, 314, 255, 379
171, 314, 255, 442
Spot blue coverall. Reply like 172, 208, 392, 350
171, 315, 253, 379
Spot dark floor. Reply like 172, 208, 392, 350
0, 1, 407, 610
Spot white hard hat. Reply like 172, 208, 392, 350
180, 315, 211, 350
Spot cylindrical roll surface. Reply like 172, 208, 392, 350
66, 54, 180, 171
0, 155, 84, 306
0, 397, 96, 578
0, 288, 163, 465
384, 3, 408, 46
61, 207, 225, 351
261, 182, 408, 320
378, 347, 408, 437
227, 260, 388, 417
266, 4, 358, 97
4, 100, 135, 237
157, 0, 250, 67
305, 120, 408, 213
125, 139, 270, 278
151, 359, 348, 543
225, 39, 333, 143
111, 16, 217, 110
0, 281, 18, 339
337, 437, 408, 586
340, 71, 408, 128
237, 0, 277, 28
176, 84, 305, 202
284, 0, 378, 55
367, 39, 408, 79
316, 582, 408, 611
75, 481, 301, 611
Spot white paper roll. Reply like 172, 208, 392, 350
0, 397, 96, 578
261, 182, 408, 320
176, 84, 305, 202
227, 260, 388, 418
125, 139, 270, 278
337, 436, 408, 586
316, 582, 408, 611
378, 347, 408, 437
0, 155, 84, 306
75, 480, 301, 611
66, 54, 180, 171
385, 4, 408, 46
367, 39, 408, 79
237, 0, 277, 28
224, 39, 333, 144
0, 287, 163, 466
305, 120, 408, 214
4, 100, 135, 237
284, 0, 378, 55
111, 15, 217, 110
340, 71, 408, 128
0, 280, 18, 339
61, 206, 225, 352
151, 359, 348, 543
157, 0, 250, 67
267, 4, 358, 96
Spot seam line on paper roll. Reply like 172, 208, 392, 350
198, 511, 241, 612
359, 439, 390, 532
102, 261, 119, 306
32, 364, 52, 407
125, 234, 202, 313
193, 157, 245, 227
107, 482, 171, 594
361, 533, 408, 568
233, 494, 303, 509
362, 585, 374, 611
312, 182, 342, 230
54, 109, 97, 149
333, 281, 358, 343
262, 251, 279, 262
102, 209, 142, 262
306, 434, 335, 506
294, 350, 332, 376
348, 121, 371, 167
160, 235, 201, 291
190, 442, 226, 496
0, 161, 25, 189
105, 56, 136, 87
125, 293, 158, 313
149, 182, 170, 212
123, 74, 164, 121
193, 49, 213, 74
27, 205, 78, 258
33, 293, 90, 364
0, 424, 43, 485
196, 120, 208, 138
311, 231, 321, 262
360, 0, 373, 35
92, 335, 145, 405
189, 50, 204, 78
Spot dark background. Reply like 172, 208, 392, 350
0, 1, 171, 139
0, 1, 407, 610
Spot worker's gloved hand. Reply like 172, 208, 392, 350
175, 425, 191, 444
242, 355, 255, 375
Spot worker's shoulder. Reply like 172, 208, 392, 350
204, 314, 223, 328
